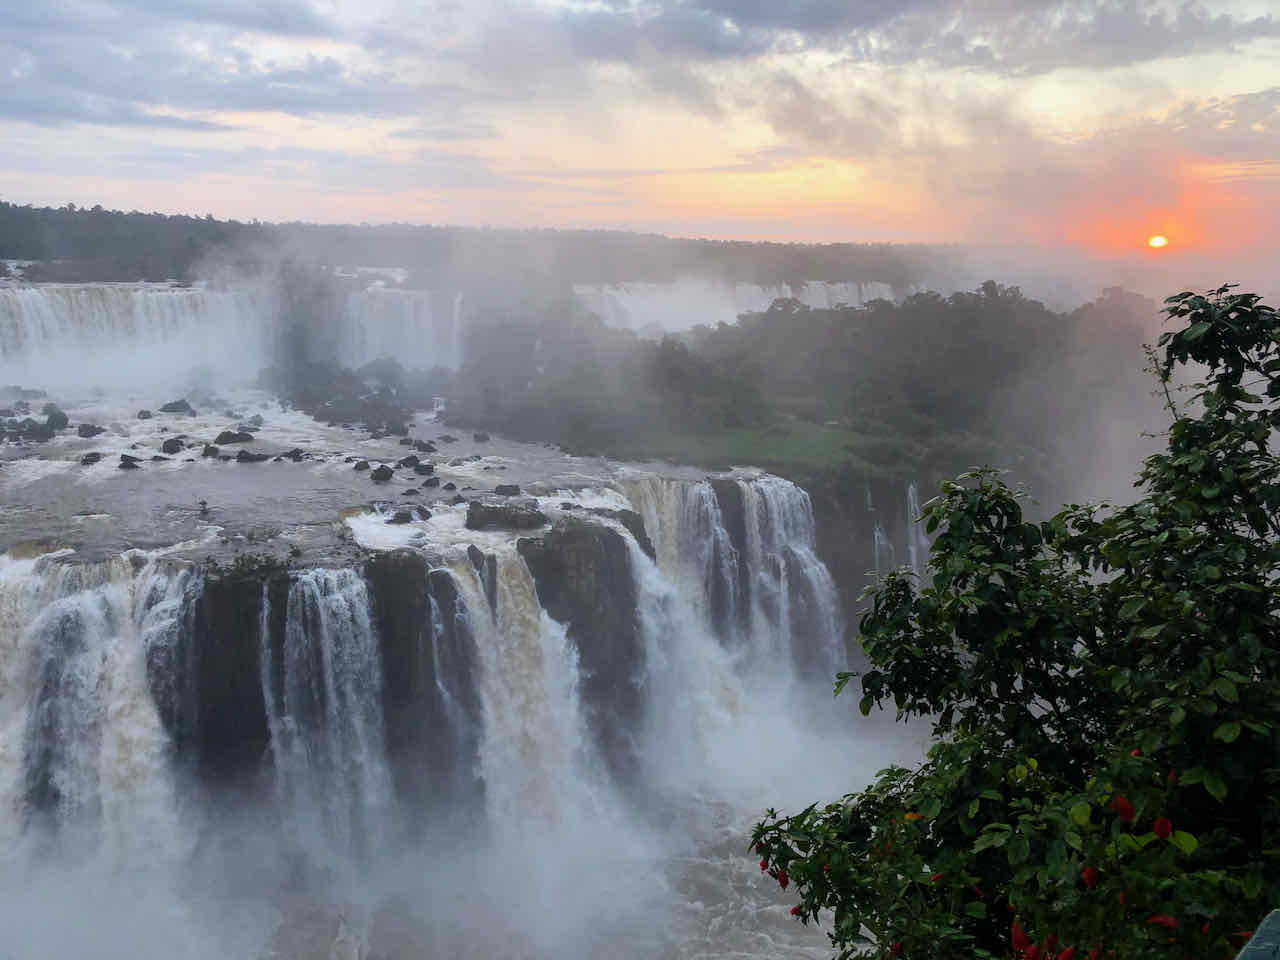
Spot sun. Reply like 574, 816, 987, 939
1148, 234, 1169, 249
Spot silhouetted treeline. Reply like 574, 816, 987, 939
0, 199, 942, 289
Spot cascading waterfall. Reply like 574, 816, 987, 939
448, 552, 605, 833
625, 474, 844, 676
738, 476, 845, 677
0, 551, 187, 862
905, 481, 932, 577
261, 569, 393, 857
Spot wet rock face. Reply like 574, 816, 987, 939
708, 478, 751, 643
214, 430, 254, 445
77, 423, 105, 438
149, 565, 290, 786
159, 398, 195, 415
518, 518, 644, 787
586, 508, 656, 561
465, 498, 547, 531
363, 552, 483, 819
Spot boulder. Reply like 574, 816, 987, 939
202, 444, 220, 458
137, 409, 153, 420
413, 463, 434, 476
235, 450, 270, 464
243, 414, 264, 428
467, 545, 486, 571
442, 482, 457, 491
587, 508, 656, 560
414, 506, 432, 521
494, 484, 521, 497
80, 452, 102, 465
214, 430, 254, 445
401, 489, 420, 497
465, 497, 547, 531
161, 438, 184, 455
151, 455, 170, 462
414, 440, 436, 453
40, 402, 60, 416
449, 495, 467, 505
371, 464, 394, 483
283, 448, 305, 462
438, 434, 458, 443
353, 460, 371, 472
118, 455, 141, 470
422, 476, 441, 488
399, 437, 414, 446
159, 399, 195, 415
397, 454, 420, 469
77, 423, 105, 438
472, 432, 490, 442
386, 420, 409, 436
386, 510, 414, 525
44, 409, 69, 430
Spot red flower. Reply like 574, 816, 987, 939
1058, 949, 1076, 960
890, 943, 903, 957
1024, 946, 1041, 960
1044, 934, 1059, 951
1147, 915, 1178, 930
930, 873, 942, 883
790, 905, 801, 917
1153, 816, 1173, 840
755, 842, 765, 854
777, 870, 789, 890
823, 864, 831, 873
760, 859, 769, 871
1081, 866, 1099, 889
1109, 795, 1135, 822
1131, 749, 1141, 757
973, 885, 985, 899
1088, 951, 1099, 960
1168, 771, 1178, 785
1202, 921, 1211, 935
1012, 921, 1031, 952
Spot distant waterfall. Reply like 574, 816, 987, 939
905, 482, 932, 577
573, 277, 898, 335
340, 287, 464, 372
261, 569, 393, 856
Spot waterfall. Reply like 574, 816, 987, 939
572, 277, 898, 335
905, 482, 932, 577
448, 551, 607, 834
738, 476, 845, 677
0, 551, 186, 862
0, 284, 270, 390
261, 569, 393, 857
625, 474, 844, 677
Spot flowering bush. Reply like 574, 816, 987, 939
752, 287, 1280, 959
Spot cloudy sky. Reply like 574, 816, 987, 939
2, 0, 1277, 255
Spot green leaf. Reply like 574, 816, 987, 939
1169, 831, 1198, 855
1007, 833, 1030, 865
964, 901, 987, 919
1204, 770, 1228, 802
1069, 802, 1091, 827
1170, 705, 1186, 727
1065, 830, 1083, 852
858, 695, 874, 716
1118, 597, 1148, 619
972, 831, 1010, 853
1211, 677, 1239, 703
1213, 721, 1241, 743
1184, 320, 1212, 340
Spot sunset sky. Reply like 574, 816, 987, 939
2, 0, 1278, 257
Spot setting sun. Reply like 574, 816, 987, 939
1148, 234, 1169, 248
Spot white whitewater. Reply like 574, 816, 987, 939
261, 569, 393, 858
0, 550, 187, 862
574, 277, 897, 334
448, 551, 608, 833
905, 481, 932, 577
